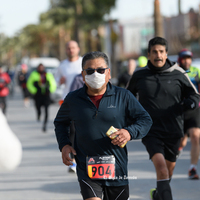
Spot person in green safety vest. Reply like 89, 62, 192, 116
27, 63, 56, 132
137, 56, 148, 68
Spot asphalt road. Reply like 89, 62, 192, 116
0, 86, 199, 200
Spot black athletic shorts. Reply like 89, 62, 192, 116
79, 179, 129, 200
184, 107, 200, 134
142, 136, 181, 162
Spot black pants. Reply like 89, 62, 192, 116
22, 87, 30, 98
34, 95, 50, 126
79, 179, 129, 200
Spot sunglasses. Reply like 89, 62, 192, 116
83, 68, 108, 75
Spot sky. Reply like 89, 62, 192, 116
0, 0, 200, 37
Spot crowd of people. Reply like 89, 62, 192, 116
127, 37, 199, 200
0, 36, 200, 200
54, 37, 200, 200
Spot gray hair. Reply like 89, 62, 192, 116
82, 51, 109, 69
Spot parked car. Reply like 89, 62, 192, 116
27, 57, 60, 75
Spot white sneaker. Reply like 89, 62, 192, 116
68, 162, 76, 173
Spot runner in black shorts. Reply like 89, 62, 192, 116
79, 179, 129, 200
142, 137, 181, 163
54, 51, 152, 200
179, 109, 200, 155
127, 37, 199, 200
177, 49, 200, 180
184, 108, 200, 134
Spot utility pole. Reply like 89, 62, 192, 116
178, 0, 182, 15
74, 0, 82, 43
154, 0, 164, 37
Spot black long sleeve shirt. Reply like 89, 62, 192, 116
127, 60, 199, 138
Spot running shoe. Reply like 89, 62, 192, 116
68, 162, 76, 173
188, 168, 199, 179
150, 188, 156, 200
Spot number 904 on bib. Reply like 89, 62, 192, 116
86, 155, 115, 179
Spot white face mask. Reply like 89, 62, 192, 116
85, 72, 105, 89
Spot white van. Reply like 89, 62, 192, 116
27, 57, 63, 103
27, 57, 60, 76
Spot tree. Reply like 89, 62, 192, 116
49, 0, 116, 52
0, 0, 117, 65
18, 24, 47, 57
0, 34, 22, 67
40, 7, 74, 59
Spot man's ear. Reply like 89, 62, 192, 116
81, 71, 85, 82
108, 68, 111, 80
147, 53, 150, 59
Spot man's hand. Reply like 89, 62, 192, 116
181, 99, 196, 110
61, 145, 76, 166
110, 129, 131, 147
60, 76, 66, 84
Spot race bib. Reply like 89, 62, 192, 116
86, 155, 115, 179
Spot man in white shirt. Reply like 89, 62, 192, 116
55, 40, 82, 173
55, 40, 82, 100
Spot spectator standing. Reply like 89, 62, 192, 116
177, 49, 200, 179
0, 65, 11, 114
54, 51, 152, 200
27, 63, 56, 132
127, 37, 199, 200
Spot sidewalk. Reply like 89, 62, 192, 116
0, 86, 199, 200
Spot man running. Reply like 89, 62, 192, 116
177, 49, 200, 179
127, 37, 199, 200
54, 51, 152, 200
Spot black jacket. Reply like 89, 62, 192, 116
54, 83, 152, 186
127, 59, 199, 138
